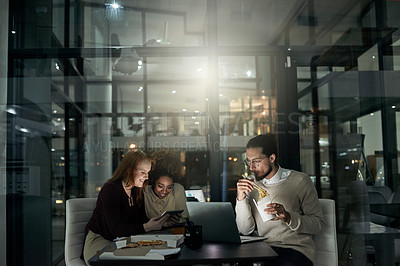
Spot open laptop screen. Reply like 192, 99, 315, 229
185, 190, 206, 202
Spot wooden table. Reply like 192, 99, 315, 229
89, 241, 278, 266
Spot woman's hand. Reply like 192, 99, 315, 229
164, 213, 182, 227
143, 215, 169, 232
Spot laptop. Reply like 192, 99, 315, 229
186, 202, 268, 244
185, 189, 206, 202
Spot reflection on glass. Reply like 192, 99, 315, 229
148, 83, 207, 113
219, 56, 277, 136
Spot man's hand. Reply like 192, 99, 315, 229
265, 203, 291, 224
143, 215, 169, 232
236, 178, 255, 201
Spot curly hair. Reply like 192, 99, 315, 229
149, 150, 183, 186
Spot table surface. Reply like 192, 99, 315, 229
370, 203, 400, 218
89, 241, 278, 265
345, 221, 400, 266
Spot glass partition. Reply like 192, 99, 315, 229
5, 0, 400, 265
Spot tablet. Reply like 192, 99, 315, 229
160, 210, 184, 220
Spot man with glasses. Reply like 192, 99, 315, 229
236, 134, 325, 266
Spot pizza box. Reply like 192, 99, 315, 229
130, 234, 185, 248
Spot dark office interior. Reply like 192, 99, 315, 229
1, 0, 400, 265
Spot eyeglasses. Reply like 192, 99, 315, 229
244, 156, 267, 167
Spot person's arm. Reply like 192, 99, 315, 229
235, 197, 256, 235
99, 183, 146, 237
286, 174, 325, 234
173, 183, 189, 220
235, 179, 256, 235
143, 215, 170, 231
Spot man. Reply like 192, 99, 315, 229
236, 134, 325, 266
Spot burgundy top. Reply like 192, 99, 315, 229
85, 180, 148, 241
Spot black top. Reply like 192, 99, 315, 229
86, 180, 149, 241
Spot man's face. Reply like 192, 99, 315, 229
245, 147, 275, 180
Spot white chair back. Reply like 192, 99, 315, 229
65, 198, 97, 266
314, 199, 338, 266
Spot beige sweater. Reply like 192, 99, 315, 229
144, 183, 189, 222
235, 170, 325, 264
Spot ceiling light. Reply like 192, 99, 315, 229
7, 108, 17, 115
138, 86, 143, 92
246, 70, 252, 77
182, 108, 187, 112
105, 1, 122, 9
172, 90, 177, 94
392, 105, 396, 109
105, 1, 123, 21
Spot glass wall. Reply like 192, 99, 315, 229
0, 2, 8, 265
4, 0, 400, 265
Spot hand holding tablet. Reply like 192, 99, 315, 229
160, 210, 184, 221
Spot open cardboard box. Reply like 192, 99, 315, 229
131, 234, 185, 248
98, 234, 184, 261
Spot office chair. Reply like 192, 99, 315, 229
367, 190, 391, 225
367, 185, 393, 203
65, 198, 97, 266
314, 199, 338, 266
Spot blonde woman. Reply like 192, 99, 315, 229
83, 150, 173, 265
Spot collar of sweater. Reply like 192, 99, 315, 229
145, 185, 172, 203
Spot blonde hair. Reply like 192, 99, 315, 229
109, 150, 155, 206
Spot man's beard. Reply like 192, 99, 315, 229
255, 166, 272, 181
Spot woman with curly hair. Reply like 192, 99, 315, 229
83, 150, 173, 265
144, 150, 189, 223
